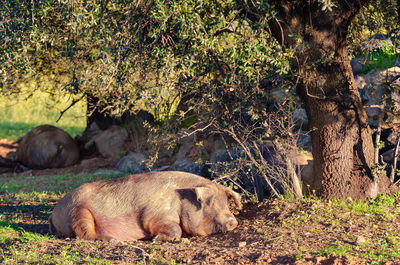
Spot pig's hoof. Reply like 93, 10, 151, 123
152, 235, 159, 242
109, 238, 119, 244
152, 223, 182, 242
96, 235, 117, 242
152, 234, 181, 242
171, 238, 182, 243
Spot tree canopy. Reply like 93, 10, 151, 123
1, 1, 397, 115
1, 0, 289, 118
1, 0, 399, 199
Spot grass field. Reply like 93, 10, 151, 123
0, 89, 86, 140
1, 170, 400, 264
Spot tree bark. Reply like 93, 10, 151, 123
264, 0, 393, 199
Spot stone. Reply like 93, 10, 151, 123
85, 125, 129, 158
354, 235, 367, 246
94, 169, 122, 175
116, 152, 148, 173
297, 133, 312, 152
386, 130, 400, 146
292, 108, 308, 131
175, 135, 201, 163
356, 67, 400, 128
381, 148, 398, 163
350, 57, 367, 76
210, 149, 244, 164
168, 160, 204, 176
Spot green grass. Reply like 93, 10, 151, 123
329, 194, 400, 221
0, 172, 125, 194
0, 88, 86, 140
360, 45, 398, 74
280, 194, 400, 262
1, 244, 111, 264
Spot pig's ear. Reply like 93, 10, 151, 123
223, 187, 242, 210
194, 185, 218, 206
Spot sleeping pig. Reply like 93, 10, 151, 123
17, 125, 79, 169
49, 171, 242, 241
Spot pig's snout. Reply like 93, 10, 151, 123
221, 215, 238, 233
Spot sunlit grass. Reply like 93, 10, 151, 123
0, 172, 125, 194
0, 85, 86, 140
360, 45, 398, 74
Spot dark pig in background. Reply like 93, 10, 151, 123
17, 125, 79, 169
49, 171, 242, 241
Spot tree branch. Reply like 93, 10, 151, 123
56, 94, 85, 123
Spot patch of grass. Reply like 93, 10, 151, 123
0, 221, 51, 243
0, 183, 24, 193
358, 236, 400, 261
371, 193, 397, 207
1, 243, 111, 265
316, 240, 354, 256
19, 230, 53, 243
2, 172, 400, 264
0, 225, 18, 243
0, 172, 125, 194
330, 194, 397, 220
272, 194, 400, 263
360, 45, 398, 74
0, 88, 86, 140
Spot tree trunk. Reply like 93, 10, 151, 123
265, 0, 393, 199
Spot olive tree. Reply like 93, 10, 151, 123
1, 0, 398, 199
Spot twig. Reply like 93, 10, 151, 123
385, 74, 400, 86
274, 140, 303, 199
390, 127, 400, 183
263, 234, 284, 243
216, 10, 241, 33
179, 118, 216, 138
56, 94, 85, 122
374, 106, 383, 164
226, 127, 281, 197
132, 245, 150, 264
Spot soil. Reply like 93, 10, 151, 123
0, 139, 399, 264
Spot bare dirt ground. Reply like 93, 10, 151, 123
1, 139, 400, 264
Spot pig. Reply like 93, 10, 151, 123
49, 171, 242, 241
17, 125, 80, 169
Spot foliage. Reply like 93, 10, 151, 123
0, 0, 289, 118
348, 0, 399, 56
1, 3, 299, 200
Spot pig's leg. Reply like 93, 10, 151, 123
71, 205, 113, 241
146, 217, 182, 241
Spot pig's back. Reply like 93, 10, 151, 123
86, 171, 212, 215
